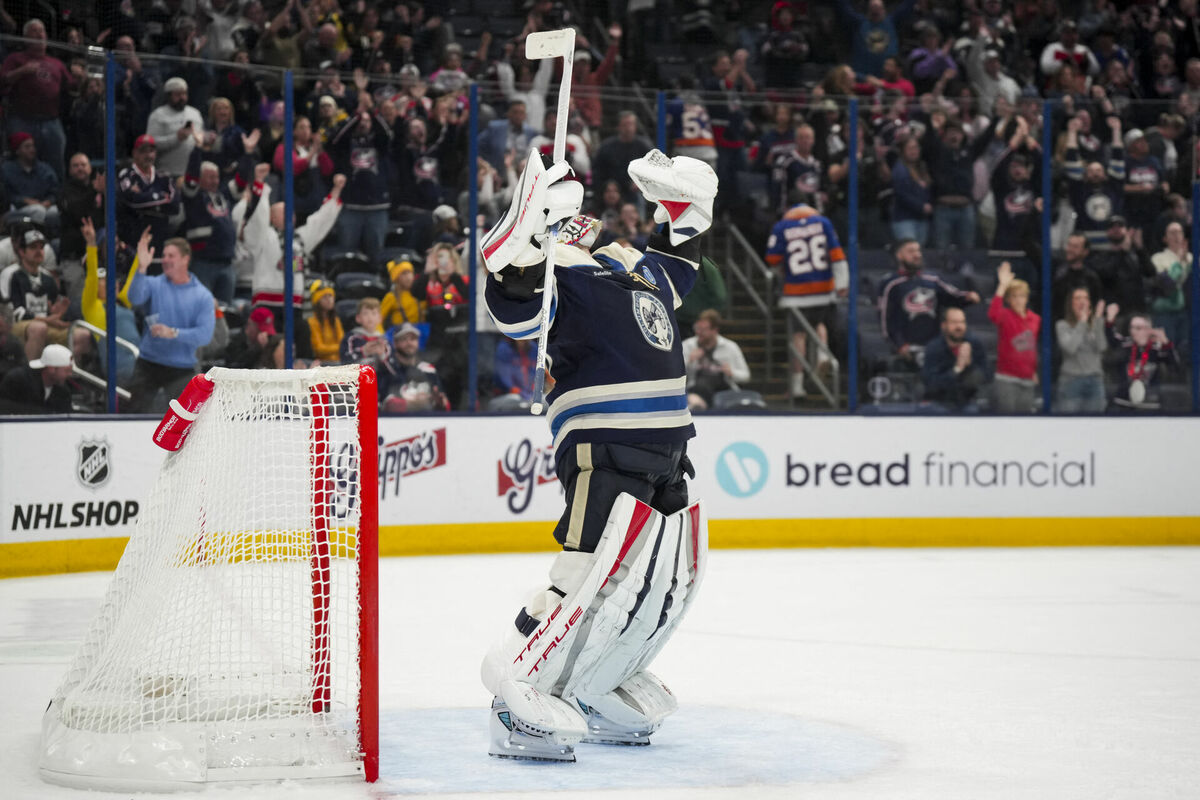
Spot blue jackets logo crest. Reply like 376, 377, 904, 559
632, 291, 673, 351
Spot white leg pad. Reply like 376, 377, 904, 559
571, 499, 707, 699
481, 495, 707, 748
482, 494, 664, 696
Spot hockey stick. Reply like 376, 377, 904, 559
525, 28, 575, 415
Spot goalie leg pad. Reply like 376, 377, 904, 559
569, 499, 707, 700
627, 149, 719, 245
481, 148, 582, 272
480, 494, 666, 696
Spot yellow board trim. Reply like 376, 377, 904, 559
4, 517, 1198, 578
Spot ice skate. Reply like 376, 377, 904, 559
488, 681, 585, 762
575, 700, 657, 745
574, 671, 679, 746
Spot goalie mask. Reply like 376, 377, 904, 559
556, 214, 601, 250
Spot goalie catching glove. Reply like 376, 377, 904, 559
482, 149, 584, 272
627, 149, 718, 245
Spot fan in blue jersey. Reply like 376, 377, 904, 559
765, 204, 848, 397
478, 148, 717, 762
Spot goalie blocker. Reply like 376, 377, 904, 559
482, 493, 708, 761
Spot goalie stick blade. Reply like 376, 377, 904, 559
525, 28, 576, 60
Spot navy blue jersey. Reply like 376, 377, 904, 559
878, 269, 974, 349
486, 233, 700, 463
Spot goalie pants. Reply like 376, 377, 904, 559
552, 441, 692, 554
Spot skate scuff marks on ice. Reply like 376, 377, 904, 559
376, 706, 896, 793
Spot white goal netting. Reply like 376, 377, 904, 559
40, 366, 377, 790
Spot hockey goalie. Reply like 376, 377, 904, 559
479, 148, 717, 762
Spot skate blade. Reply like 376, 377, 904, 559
581, 735, 651, 746
489, 749, 577, 762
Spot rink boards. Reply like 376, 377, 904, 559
2, 415, 1198, 576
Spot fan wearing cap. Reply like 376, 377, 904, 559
1039, 20, 1099, 84
429, 43, 469, 96
430, 204, 464, 247
1, 132, 59, 229
306, 279, 344, 363
379, 322, 448, 413
314, 95, 349, 146
966, 37, 1020, 115
380, 259, 424, 328
0, 342, 72, 414
305, 64, 353, 120
226, 305, 278, 369
116, 134, 182, 261
0, 18, 76, 181
1122, 127, 1169, 248
125, 231, 215, 412
146, 77, 206, 177
8, 226, 70, 361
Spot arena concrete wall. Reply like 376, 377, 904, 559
2, 415, 1198, 578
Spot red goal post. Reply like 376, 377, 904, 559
40, 365, 379, 790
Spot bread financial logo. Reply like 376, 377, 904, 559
76, 438, 111, 488
715, 442, 769, 498
632, 290, 673, 351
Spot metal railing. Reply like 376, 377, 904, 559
68, 320, 138, 404
724, 223, 840, 409
784, 307, 840, 409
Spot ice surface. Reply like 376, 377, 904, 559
2, 547, 1198, 799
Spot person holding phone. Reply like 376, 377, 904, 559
145, 77, 206, 176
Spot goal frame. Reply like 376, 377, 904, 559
39, 365, 380, 790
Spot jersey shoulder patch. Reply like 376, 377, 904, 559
632, 290, 673, 351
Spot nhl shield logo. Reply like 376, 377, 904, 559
77, 439, 111, 488
632, 291, 673, 351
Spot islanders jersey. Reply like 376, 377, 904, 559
485, 234, 699, 463
765, 208, 848, 306
666, 97, 717, 163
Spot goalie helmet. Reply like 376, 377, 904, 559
556, 215, 601, 250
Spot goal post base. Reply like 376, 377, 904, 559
41, 700, 366, 790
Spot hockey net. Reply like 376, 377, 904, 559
40, 365, 379, 789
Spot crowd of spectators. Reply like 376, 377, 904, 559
0, 0, 1195, 415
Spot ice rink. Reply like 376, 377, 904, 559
2, 546, 1197, 799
